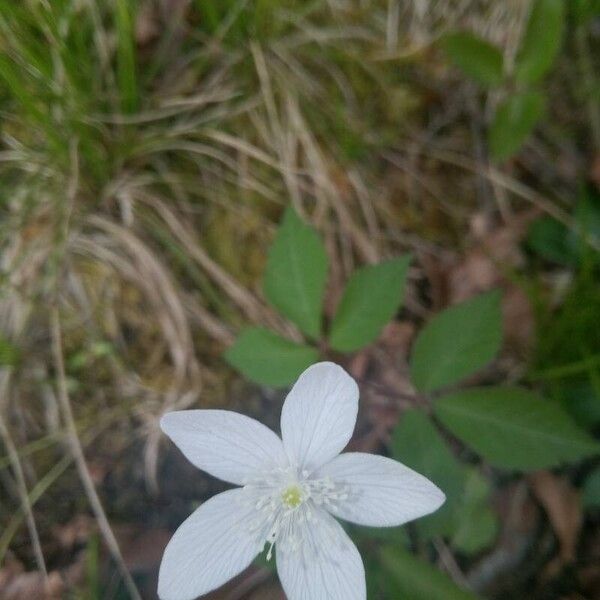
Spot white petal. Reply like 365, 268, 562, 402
161, 410, 288, 485
281, 362, 359, 473
276, 507, 366, 600
315, 452, 445, 527
158, 489, 263, 600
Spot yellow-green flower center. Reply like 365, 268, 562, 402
281, 484, 304, 509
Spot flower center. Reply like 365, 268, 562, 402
281, 484, 304, 509
241, 467, 349, 561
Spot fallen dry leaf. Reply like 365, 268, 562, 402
348, 350, 370, 381
247, 581, 285, 600
530, 471, 582, 565
0, 566, 63, 600
116, 526, 172, 573
51, 514, 94, 549
379, 320, 416, 363
447, 209, 539, 304
501, 285, 535, 355
448, 248, 499, 303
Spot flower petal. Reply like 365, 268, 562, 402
276, 507, 366, 600
158, 489, 262, 600
281, 362, 359, 472
315, 452, 445, 527
161, 410, 287, 485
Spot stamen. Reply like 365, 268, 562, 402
239, 467, 349, 560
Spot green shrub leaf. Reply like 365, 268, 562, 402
489, 92, 546, 161
393, 411, 497, 551
380, 547, 479, 600
527, 216, 577, 266
329, 256, 411, 352
515, 0, 565, 84
582, 467, 600, 508
559, 380, 600, 429
225, 327, 318, 387
451, 469, 498, 554
410, 291, 502, 393
392, 409, 466, 538
264, 207, 328, 339
442, 32, 504, 87
435, 387, 600, 470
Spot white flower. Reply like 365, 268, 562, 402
158, 362, 445, 600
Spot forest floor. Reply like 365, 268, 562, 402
0, 1, 599, 599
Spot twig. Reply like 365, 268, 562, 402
50, 309, 141, 600
434, 538, 471, 590
421, 146, 600, 251
0, 387, 47, 576
0, 454, 72, 566
47, 136, 138, 597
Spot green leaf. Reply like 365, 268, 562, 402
224, 327, 319, 387
380, 547, 479, 600
453, 504, 498, 554
572, 0, 600, 24
574, 183, 600, 252
115, 0, 139, 113
527, 216, 577, 266
393, 411, 498, 550
528, 184, 600, 265
441, 32, 504, 87
0, 337, 20, 367
253, 548, 277, 573
329, 256, 411, 352
451, 470, 498, 554
392, 410, 466, 538
410, 291, 502, 393
263, 207, 328, 339
559, 380, 600, 429
435, 387, 600, 470
515, 0, 565, 84
582, 467, 600, 508
353, 522, 410, 545
489, 92, 546, 161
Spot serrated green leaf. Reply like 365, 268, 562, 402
582, 467, 600, 508
380, 547, 479, 600
392, 410, 466, 538
442, 32, 504, 87
264, 207, 328, 339
489, 92, 546, 161
515, 0, 565, 84
451, 470, 498, 554
224, 327, 319, 387
329, 256, 411, 352
435, 387, 600, 470
410, 291, 502, 393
